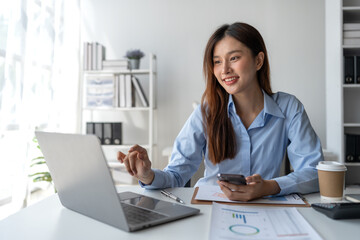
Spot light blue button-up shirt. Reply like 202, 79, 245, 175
143, 92, 323, 195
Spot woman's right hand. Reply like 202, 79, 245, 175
117, 144, 154, 185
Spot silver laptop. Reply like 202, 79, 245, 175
35, 131, 200, 232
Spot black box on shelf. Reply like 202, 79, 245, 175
345, 134, 360, 162
94, 122, 104, 144
86, 122, 122, 145
103, 123, 112, 145
112, 122, 122, 145
344, 56, 355, 84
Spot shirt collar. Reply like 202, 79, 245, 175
227, 91, 285, 119
263, 91, 285, 119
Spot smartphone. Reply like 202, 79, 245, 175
217, 173, 247, 185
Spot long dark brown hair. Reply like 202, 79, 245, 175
201, 22, 272, 164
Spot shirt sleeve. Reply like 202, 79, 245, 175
273, 100, 324, 195
141, 105, 206, 189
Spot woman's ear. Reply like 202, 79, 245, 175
256, 52, 264, 71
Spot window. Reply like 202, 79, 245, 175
0, 0, 80, 217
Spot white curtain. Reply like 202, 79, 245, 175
0, 0, 80, 215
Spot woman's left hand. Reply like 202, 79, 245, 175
217, 174, 280, 201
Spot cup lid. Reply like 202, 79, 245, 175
316, 161, 347, 171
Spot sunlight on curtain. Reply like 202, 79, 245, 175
0, 0, 80, 217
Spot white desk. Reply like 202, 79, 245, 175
1, 186, 360, 240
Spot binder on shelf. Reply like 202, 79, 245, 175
345, 134, 357, 162
97, 43, 106, 70
119, 74, 126, 107
356, 135, 360, 162
87, 43, 92, 70
82, 42, 106, 70
125, 74, 135, 107
92, 42, 98, 70
114, 75, 119, 107
132, 76, 149, 107
112, 122, 122, 145
94, 122, 103, 144
86, 122, 94, 135
83, 42, 89, 70
344, 56, 355, 84
103, 123, 112, 145
357, 56, 360, 84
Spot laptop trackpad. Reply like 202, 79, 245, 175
122, 196, 176, 212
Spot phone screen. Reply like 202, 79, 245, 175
217, 173, 246, 185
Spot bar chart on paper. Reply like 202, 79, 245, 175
209, 203, 322, 240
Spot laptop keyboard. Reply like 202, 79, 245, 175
121, 202, 167, 225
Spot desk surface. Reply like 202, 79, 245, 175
1, 185, 360, 240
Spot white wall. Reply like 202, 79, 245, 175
81, 0, 325, 168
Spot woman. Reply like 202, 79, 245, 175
118, 22, 323, 201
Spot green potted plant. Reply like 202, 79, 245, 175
125, 49, 145, 70
28, 136, 55, 191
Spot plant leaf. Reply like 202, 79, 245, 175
33, 176, 52, 182
31, 156, 45, 162
29, 172, 51, 177
30, 160, 47, 167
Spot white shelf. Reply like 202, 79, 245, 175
343, 6, 360, 11
345, 162, 360, 166
80, 54, 157, 165
83, 107, 151, 111
343, 45, 360, 49
343, 84, 360, 88
84, 69, 154, 75
344, 123, 360, 127
326, 1, 360, 167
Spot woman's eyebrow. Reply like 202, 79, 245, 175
213, 49, 243, 59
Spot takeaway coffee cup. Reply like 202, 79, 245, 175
316, 161, 347, 201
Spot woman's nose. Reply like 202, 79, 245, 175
221, 61, 231, 74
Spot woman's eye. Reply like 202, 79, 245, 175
230, 56, 239, 61
214, 60, 221, 65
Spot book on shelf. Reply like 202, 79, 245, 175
102, 59, 129, 71
344, 23, 360, 31
125, 74, 135, 107
83, 42, 89, 70
97, 43, 106, 70
87, 43, 92, 70
344, 38, 360, 45
92, 42, 97, 70
114, 75, 119, 107
118, 74, 126, 107
83, 42, 106, 70
103, 59, 129, 67
131, 76, 149, 107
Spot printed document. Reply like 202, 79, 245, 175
196, 185, 306, 205
209, 202, 322, 240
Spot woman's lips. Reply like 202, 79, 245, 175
223, 76, 239, 85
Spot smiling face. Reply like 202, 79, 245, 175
213, 35, 264, 96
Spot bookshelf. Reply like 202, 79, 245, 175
80, 54, 157, 172
326, 0, 360, 184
